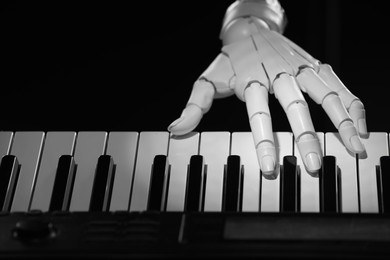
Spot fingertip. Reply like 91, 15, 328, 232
260, 155, 276, 177
168, 117, 184, 132
349, 135, 365, 154
295, 134, 322, 177
357, 118, 368, 138
255, 144, 277, 178
338, 121, 366, 154
349, 101, 367, 137
167, 117, 193, 136
305, 152, 321, 176
262, 169, 278, 180
168, 105, 203, 136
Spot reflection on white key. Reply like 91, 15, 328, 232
30, 132, 76, 211
166, 132, 199, 211
295, 132, 324, 212
262, 132, 293, 212
130, 132, 169, 211
69, 132, 107, 211
325, 133, 358, 212
106, 132, 139, 211
10, 132, 45, 212
358, 132, 388, 213
0, 131, 13, 156
200, 132, 230, 212
231, 132, 260, 212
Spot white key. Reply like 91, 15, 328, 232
69, 132, 107, 211
166, 132, 200, 211
262, 132, 294, 212
30, 132, 76, 211
200, 132, 230, 212
325, 132, 358, 212
231, 132, 260, 212
296, 132, 324, 212
106, 132, 139, 211
130, 132, 169, 211
0, 131, 13, 156
358, 132, 388, 213
10, 131, 45, 212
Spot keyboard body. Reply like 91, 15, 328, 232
2, 212, 390, 259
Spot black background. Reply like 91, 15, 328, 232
1, 1, 388, 133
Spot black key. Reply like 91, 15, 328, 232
223, 155, 241, 212
0, 155, 20, 212
320, 156, 338, 213
280, 156, 298, 213
147, 155, 168, 211
379, 156, 390, 213
185, 155, 204, 212
89, 155, 115, 212
49, 155, 76, 211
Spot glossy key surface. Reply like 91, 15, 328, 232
30, 132, 76, 211
325, 133, 358, 212
89, 155, 114, 212
230, 132, 260, 212
280, 156, 298, 212
380, 156, 390, 213
358, 133, 388, 213
130, 132, 169, 211
69, 132, 107, 211
200, 132, 230, 212
185, 155, 204, 212
106, 132, 139, 211
148, 155, 169, 211
263, 132, 293, 212
320, 156, 338, 213
223, 155, 241, 212
49, 155, 75, 211
10, 132, 45, 212
296, 132, 324, 212
166, 132, 199, 211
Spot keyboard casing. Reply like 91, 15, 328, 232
1, 211, 390, 259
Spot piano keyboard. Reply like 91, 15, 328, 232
0, 131, 389, 214
1, 131, 390, 259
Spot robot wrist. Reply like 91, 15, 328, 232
220, 0, 287, 40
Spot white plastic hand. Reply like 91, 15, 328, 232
168, 18, 367, 179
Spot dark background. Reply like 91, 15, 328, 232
1, 1, 388, 133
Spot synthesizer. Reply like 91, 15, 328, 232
0, 131, 390, 259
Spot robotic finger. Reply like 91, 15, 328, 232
297, 67, 365, 154
273, 73, 322, 176
317, 64, 367, 136
168, 80, 215, 135
244, 82, 277, 179
168, 52, 235, 136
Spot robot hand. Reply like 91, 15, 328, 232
168, 1, 367, 179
